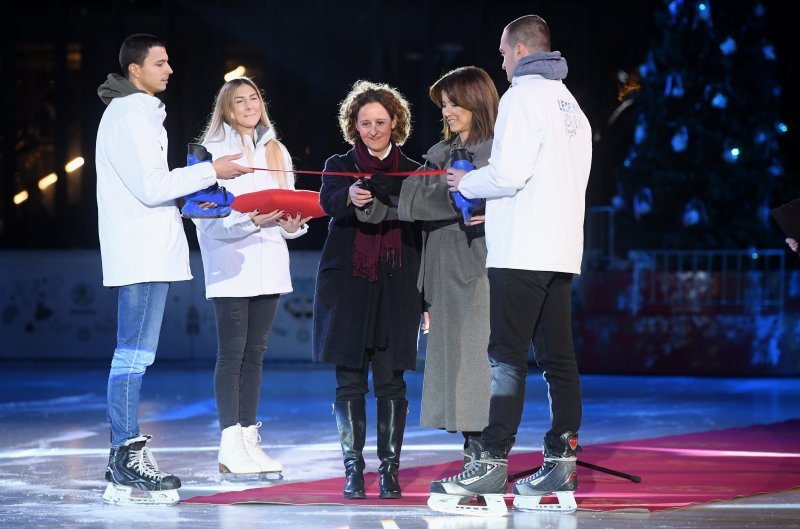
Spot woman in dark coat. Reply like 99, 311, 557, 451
312, 80, 422, 500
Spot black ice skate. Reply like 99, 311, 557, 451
462, 436, 484, 472
512, 431, 579, 513
428, 451, 508, 516
103, 435, 181, 506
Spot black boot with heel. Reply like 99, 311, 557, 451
333, 399, 367, 499
376, 398, 407, 499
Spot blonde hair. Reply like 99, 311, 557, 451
201, 77, 290, 188
337, 80, 412, 146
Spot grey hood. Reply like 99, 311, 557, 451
512, 51, 568, 81
97, 73, 146, 106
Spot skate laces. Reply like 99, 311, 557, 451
448, 454, 507, 482
518, 455, 576, 485
243, 422, 264, 447
127, 445, 164, 480
251, 422, 263, 443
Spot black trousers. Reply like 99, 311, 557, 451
212, 295, 280, 430
482, 268, 582, 456
335, 347, 407, 402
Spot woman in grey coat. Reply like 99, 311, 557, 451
360, 67, 499, 468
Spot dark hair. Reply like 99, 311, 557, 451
505, 15, 551, 53
337, 80, 412, 146
119, 34, 166, 78
429, 66, 499, 146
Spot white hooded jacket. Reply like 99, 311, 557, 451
95, 89, 217, 287
458, 74, 592, 274
195, 124, 308, 298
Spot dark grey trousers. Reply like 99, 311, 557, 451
212, 295, 280, 430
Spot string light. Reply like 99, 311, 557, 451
65, 156, 84, 173
224, 66, 246, 82
38, 173, 58, 190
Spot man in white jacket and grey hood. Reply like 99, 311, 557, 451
430, 15, 592, 514
95, 33, 251, 505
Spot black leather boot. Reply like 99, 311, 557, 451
376, 398, 407, 499
333, 399, 367, 499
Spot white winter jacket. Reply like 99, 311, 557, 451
195, 124, 308, 298
458, 74, 592, 274
95, 92, 217, 287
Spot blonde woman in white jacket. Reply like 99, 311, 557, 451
195, 77, 311, 477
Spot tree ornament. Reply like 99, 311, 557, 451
719, 36, 737, 55
633, 188, 653, 220
671, 125, 689, 152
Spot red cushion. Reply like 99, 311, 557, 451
232, 189, 326, 218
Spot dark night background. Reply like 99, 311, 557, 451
4, 0, 795, 252
2, 0, 799, 375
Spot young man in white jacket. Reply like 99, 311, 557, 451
430, 15, 592, 515
95, 33, 251, 506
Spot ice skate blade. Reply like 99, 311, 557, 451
102, 483, 180, 506
513, 491, 577, 513
428, 493, 507, 517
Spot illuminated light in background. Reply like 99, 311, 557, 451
671, 125, 689, 152
719, 36, 737, 55
38, 173, 58, 191
711, 92, 728, 109
224, 65, 246, 82
65, 156, 85, 173
14, 191, 29, 205
722, 147, 741, 163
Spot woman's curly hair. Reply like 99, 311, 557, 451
337, 80, 412, 146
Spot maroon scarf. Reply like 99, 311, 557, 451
352, 139, 402, 282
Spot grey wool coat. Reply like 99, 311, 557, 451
359, 138, 492, 432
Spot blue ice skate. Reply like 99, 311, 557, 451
181, 143, 234, 219
450, 148, 484, 223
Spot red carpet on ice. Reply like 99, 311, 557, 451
183, 419, 800, 511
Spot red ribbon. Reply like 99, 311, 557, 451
250, 167, 446, 178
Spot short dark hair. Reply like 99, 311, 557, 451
505, 15, 551, 53
119, 34, 166, 78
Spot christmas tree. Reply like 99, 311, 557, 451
612, 0, 790, 252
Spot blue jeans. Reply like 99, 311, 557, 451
107, 282, 170, 447
483, 269, 582, 457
